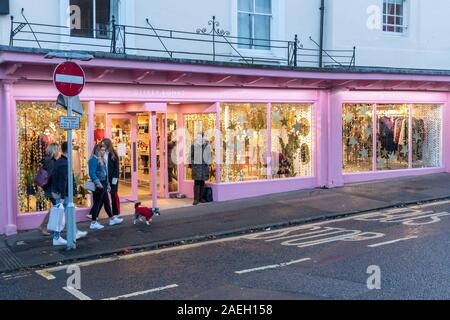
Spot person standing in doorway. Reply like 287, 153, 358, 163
88, 144, 123, 230
51, 142, 88, 246
101, 138, 121, 219
38, 143, 59, 236
190, 132, 212, 205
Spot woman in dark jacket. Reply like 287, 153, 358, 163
101, 138, 121, 218
190, 132, 212, 205
38, 143, 59, 235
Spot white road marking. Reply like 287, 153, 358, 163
63, 286, 92, 300
35, 199, 450, 279
55, 74, 84, 84
368, 236, 418, 248
235, 258, 311, 275
102, 284, 179, 300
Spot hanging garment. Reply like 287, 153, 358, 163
378, 116, 395, 152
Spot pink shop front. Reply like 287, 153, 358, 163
1, 50, 450, 235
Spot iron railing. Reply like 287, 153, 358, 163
9, 13, 356, 69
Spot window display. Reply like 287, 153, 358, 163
412, 105, 442, 168
376, 104, 409, 170
184, 113, 216, 182
342, 104, 374, 173
16, 102, 89, 214
221, 103, 268, 182
271, 104, 313, 178
342, 103, 442, 173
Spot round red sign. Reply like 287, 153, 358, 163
53, 61, 85, 97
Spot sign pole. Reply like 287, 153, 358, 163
48, 53, 93, 251
66, 95, 76, 250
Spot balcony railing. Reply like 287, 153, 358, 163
9, 13, 356, 69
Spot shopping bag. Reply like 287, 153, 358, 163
47, 203, 66, 232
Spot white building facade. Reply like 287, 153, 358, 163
0, 0, 449, 69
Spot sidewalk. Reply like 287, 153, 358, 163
1, 173, 450, 273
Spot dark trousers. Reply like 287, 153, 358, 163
194, 180, 205, 187
110, 188, 120, 216
90, 180, 112, 221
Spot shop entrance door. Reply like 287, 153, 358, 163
106, 113, 168, 202
107, 114, 138, 202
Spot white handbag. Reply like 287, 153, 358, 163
47, 203, 66, 232
85, 180, 96, 192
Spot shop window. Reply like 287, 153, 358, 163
342, 103, 442, 174
16, 102, 90, 214
342, 104, 374, 173
184, 113, 216, 182
376, 104, 409, 170
271, 104, 313, 178
412, 105, 442, 168
221, 103, 268, 182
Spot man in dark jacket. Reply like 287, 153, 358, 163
51, 142, 87, 245
190, 132, 212, 205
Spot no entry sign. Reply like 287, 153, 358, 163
53, 61, 85, 97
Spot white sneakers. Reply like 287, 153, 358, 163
90, 221, 104, 230
76, 230, 88, 240
90, 216, 123, 230
109, 216, 123, 226
53, 237, 67, 246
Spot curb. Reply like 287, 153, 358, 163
3, 194, 450, 274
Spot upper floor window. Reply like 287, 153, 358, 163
70, 0, 118, 38
383, 0, 405, 33
238, 0, 272, 50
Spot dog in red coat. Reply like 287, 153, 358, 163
134, 202, 160, 225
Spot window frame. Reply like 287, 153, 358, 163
69, 0, 116, 39
382, 0, 407, 35
237, 0, 273, 50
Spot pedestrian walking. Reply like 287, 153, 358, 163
38, 143, 59, 236
101, 138, 121, 219
190, 132, 212, 205
88, 144, 123, 230
51, 142, 88, 246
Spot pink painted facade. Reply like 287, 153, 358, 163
1, 49, 450, 235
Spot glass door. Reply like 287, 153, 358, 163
107, 115, 138, 201
136, 113, 152, 198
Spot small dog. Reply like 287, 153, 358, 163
134, 202, 160, 225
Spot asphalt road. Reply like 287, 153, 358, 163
1, 199, 450, 301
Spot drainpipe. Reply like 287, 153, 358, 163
319, 0, 325, 68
